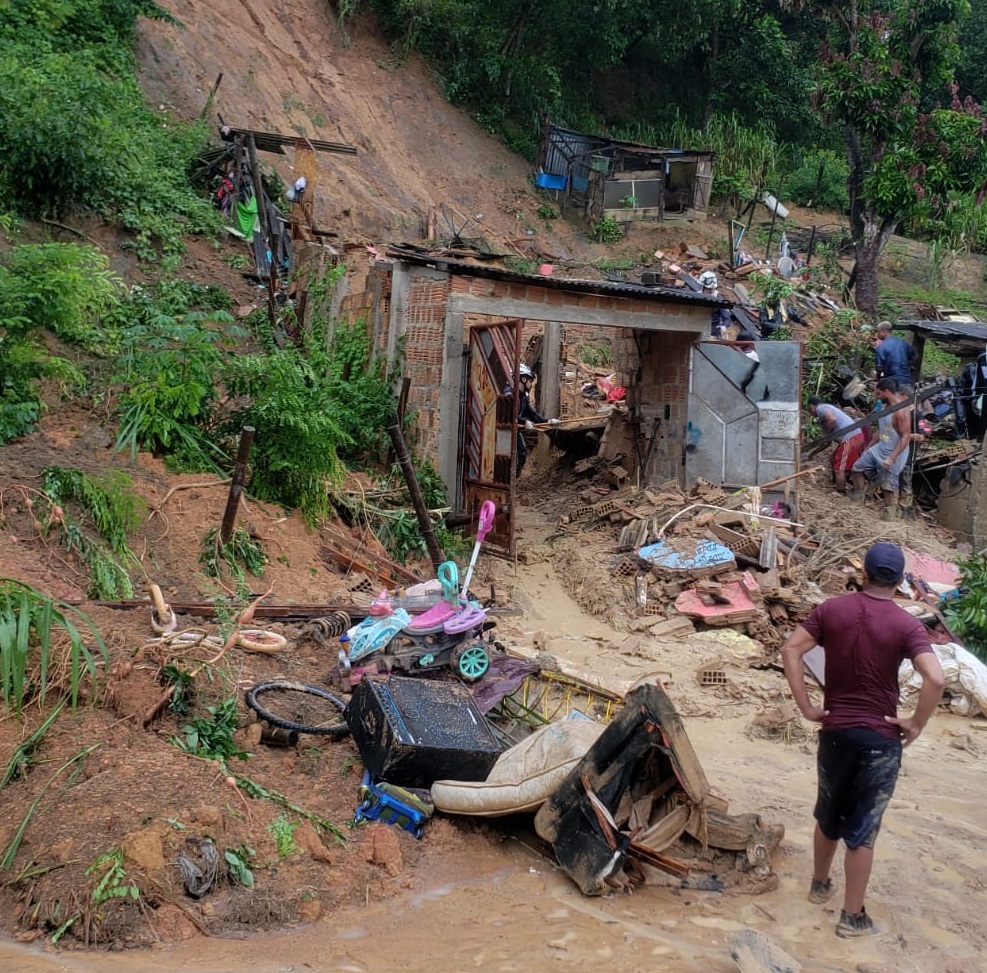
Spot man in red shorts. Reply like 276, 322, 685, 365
808, 396, 868, 492
780, 542, 944, 937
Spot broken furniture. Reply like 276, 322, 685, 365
534, 681, 783, 896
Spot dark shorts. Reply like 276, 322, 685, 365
814, 728, 902, 849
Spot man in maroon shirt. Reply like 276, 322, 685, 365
781, 542, 945, 938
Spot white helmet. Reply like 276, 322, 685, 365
699, 271, 718, 290
519, 363, 534, 379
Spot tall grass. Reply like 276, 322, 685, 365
0, 580, 107, 714
615, 111, 787, 205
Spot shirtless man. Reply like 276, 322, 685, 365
850, 379, 913, 520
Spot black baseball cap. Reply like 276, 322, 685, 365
864, 542, 905, 584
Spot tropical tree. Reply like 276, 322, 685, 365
781, 0, 987, 316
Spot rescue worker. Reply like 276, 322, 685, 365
508, 364, 558, 474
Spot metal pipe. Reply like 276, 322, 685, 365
260, 726, 298, 748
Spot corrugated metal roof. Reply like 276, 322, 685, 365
547, 123, 713, 158
898, 319, 987, 340
898, 318, 987, 357
386, 247, 731, 307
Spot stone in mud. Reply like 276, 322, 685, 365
362, 823, 404, 876
121, 827, 166, 874
294, 821, 332, 863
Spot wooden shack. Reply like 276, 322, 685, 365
535, 121, 714, 226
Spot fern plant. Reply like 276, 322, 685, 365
113, 309, 241, 471
42, 468, 142, 599
222, 346, 350, 525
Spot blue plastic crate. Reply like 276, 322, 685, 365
535, 171, 568, 191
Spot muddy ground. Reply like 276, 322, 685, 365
2, 0, 986, 969
1, 418, 985, 973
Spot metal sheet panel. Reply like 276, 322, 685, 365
687, 341, 801, 486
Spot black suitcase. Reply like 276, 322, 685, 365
346, 675, 502, 788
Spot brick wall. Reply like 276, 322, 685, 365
363, 264, 701, 479
614, 328, 695, 485
401, 271, 452, 457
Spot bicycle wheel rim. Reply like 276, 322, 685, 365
245, 680, 350, 737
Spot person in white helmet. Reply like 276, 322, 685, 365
505, 364, 559, 474
700, 271, 731, 338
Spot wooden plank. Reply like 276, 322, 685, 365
228, 127, 358, 156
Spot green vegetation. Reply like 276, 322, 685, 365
161, 663, 195, 716
0, 580, 107, 712
268, 814, 300, 858
224, 844, 256, 887
114, 307, 240, 471
504, 256, 539, 275
0, 244, 122, 443
592, 217, 623, 244
233, 773, 347, 843
42, 468, 143, 599
945, 552, 987, 663
174, 697, 249, 762
782, 149, 849, 212
0, 0, 219, 263
199, 528, 268, 582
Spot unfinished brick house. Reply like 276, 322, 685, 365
338, 246, 800, 555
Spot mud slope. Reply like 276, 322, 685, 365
136, 0, 584, 258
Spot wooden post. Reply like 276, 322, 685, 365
388, 422, 445, 571
246, 135, 278, 329
198, 73, 224, 122
220, 426, 256, 544
764, 202, 778, 260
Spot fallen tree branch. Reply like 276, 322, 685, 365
148, 480, 231, 521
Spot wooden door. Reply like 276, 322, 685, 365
462, 320, 522, 557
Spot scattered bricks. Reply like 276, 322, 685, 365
628, 614, 669, 633
593, 499, 617, 517
642, 600, 665, 616
612, 556, 638, 578
740, 570, 762, 602
697, 666, 729, 687
646, 616, 696, 638
348, 574, 376, 595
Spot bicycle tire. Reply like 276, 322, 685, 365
244, 680, 350, 737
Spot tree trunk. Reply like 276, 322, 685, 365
851, 211, 898, 319
844, 123, 897, 319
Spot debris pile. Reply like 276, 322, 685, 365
553, 477, 829, 654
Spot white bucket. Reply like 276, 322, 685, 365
762, 192, 789, 219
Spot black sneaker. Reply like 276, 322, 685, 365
836, 907, 876, 938
808, 877, 835, 904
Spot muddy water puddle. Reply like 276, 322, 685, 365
1, 850, 727, 973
